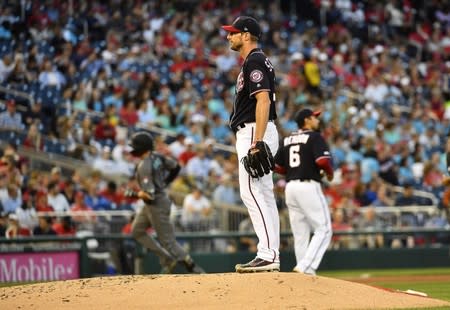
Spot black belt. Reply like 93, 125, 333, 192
235, 123, 246, 132
290, 179, 315, 182
233, 120, 275, 133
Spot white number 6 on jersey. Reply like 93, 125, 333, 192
289, 145, 300, 167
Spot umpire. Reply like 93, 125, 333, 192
127, 131, 204, 274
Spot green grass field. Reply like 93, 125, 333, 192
322, 268, 450, 310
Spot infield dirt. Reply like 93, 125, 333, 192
1, 272, 449, 309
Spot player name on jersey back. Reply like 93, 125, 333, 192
283, 133, 310, 146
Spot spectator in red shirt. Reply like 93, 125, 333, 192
338, 164, 360, 193
35, 191, 55, 213
119, 99, 139, 127
178, 137, 197, 166
52, 216, 76, 236
170, 51, 192, 73
330, 208, 353, 249
22, 122, 44, 151
161, 27, 179, 49
94, 115, 116, 142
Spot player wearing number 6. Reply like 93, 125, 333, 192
274, 108, 333, 275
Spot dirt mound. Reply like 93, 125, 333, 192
1, 273, 449, 309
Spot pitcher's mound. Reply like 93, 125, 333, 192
1, 273, 449, 309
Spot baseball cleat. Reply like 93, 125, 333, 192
182, 255, 206, 274
235, 257, 280, 273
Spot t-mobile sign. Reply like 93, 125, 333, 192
0, 252, 79, 282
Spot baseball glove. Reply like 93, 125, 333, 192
241, 141, 274, 178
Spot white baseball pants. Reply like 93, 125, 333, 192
285, 179, 332, 273
236, 122, 280, 263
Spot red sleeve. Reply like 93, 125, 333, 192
274, 164, 286, 175
316, 157, 333, 177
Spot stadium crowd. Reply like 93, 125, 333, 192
0, 0, 450, 248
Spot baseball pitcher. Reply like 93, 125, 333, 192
222, 16, 280, 272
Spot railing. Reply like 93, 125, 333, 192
30, 203, 443, 235
391, 185, 438, 206
35, 210, 134, 217
357, 205, 440, 227
0, 85, 35, 107
1, 228, 449, 250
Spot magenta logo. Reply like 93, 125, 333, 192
0, 252, 79, 282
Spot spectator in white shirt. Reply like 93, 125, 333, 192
212, 174, 240, 205
15, 196, 38, 230
0, 100, 24, 130
112, 136, 128, 162
92, 146, 116, 174
168, 133, 187, 158
181, 187, 212, 230
38, 59, 66, 87
185, 146, 211, 181
0, 54, 16, 82
1, 183, 21, 214
93, 146, 131, 177
47, 181, 70, 212
364, 75, 389, 104
137, 98, 157, 126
